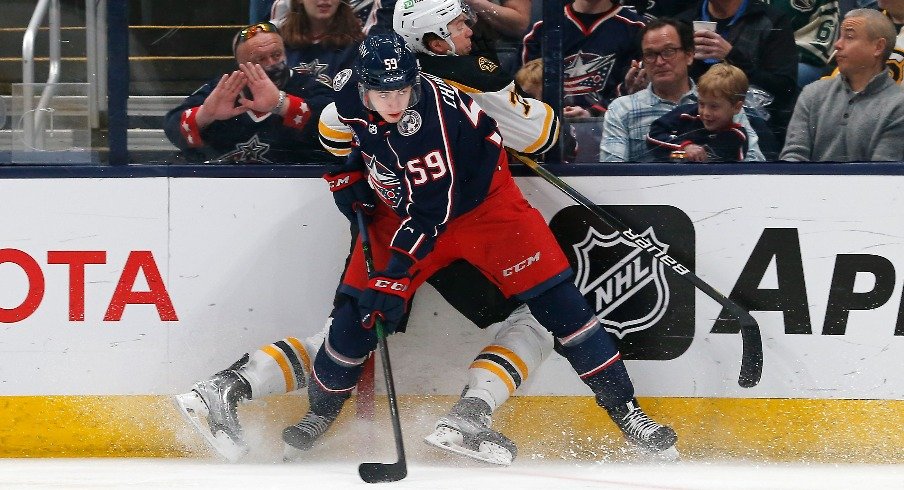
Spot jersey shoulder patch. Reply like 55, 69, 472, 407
333, 68, 353, 92
417, 54, 511, 93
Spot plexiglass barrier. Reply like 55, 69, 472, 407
10, 82, 98, 164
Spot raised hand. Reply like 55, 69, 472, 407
623, 60, 648, 94
237, 62, 281, 113
196, 71, 248, 128
693, 30, 732, 61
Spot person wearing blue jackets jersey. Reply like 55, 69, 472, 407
163, 23, 336, 163
521, 0, 646, 116
304, 32, 679, 462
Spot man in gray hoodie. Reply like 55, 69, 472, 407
781, 8, 904, 162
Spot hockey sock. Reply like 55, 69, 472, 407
308, 376, 351, 419
236, 337, 312, 398
526, 281, 635, 407
462, 305, 553, 411
308, 297, 373, 395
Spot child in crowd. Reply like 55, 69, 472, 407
645, 63, 749, 162
515, 59, 578, 162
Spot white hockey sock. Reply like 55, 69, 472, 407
463, 305, 553, 413
237, 337, 312, 398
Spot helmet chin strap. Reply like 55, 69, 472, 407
445, 37, 458, 56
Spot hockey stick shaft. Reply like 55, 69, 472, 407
512, 153, 762, 387
355, 209, 408, 483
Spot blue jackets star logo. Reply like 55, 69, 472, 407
220, 135, 272, 163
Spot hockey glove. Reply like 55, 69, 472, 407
323, 169, 376, 222
358, 272, 413, 335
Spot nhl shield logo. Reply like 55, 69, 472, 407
549, 204, 695, 360
573, 227, 670, 338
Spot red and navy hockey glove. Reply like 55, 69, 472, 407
358, 273, 412, 334
323, 169, 376, 222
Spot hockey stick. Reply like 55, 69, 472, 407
355, 209, 408, 483
511, 153, 763, 388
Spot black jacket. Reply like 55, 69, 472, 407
678, 1, 798, 139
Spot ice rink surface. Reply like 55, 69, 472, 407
0, 458, 902, 489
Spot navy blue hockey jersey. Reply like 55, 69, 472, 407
645, 103, 749, 162
164, 70, 336, 163
319, 70, 505, 260
521, 3, 644, 115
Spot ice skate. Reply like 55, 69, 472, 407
605, 398, 678, 460
174, 369, 252, 463
424, 397, 517, 466
282, 411, 338, 461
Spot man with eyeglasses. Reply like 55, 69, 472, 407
164, 22, 336, 163
599, 17, 768, 162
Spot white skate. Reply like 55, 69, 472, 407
174, 370, 251, 463
424, 397, 516, 466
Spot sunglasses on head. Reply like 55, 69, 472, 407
233, 22, 279, 51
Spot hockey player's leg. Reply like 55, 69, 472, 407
526, 281, 678, 459
426, 304, 553, 465
283, 298, 373, 459
175, 323, 327, 461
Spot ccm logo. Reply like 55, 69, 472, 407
329, 175, 352, 189
373, 279, 408, 292
503, 252, 541, 277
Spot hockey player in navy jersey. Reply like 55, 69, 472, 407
521, 0, 646, 117
163, 22, 336, 163
296, 32, 678, 462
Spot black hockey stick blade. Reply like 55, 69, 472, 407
512, 152, 763, 387
359, 460, 408, 483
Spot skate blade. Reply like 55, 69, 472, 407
424, 426, 513, 466
283, 442, 307, 462
172, 393, 248, 463
624, 440, 680, 462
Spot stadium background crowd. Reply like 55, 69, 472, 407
166, 0, 904, 164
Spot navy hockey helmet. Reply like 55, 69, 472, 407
356, 32, 422, 110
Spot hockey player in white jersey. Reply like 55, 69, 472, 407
389, 0, 561, 465
380, 0, 673, 466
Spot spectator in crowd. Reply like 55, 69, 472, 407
270, 0, 378, 32
825, 0, 904, 83
646, 62, 750, 162
877, 0, 904, 82
599, 18, 767, 161
514, 59, 579, 161
278, 0, 366, 88
675, 0, 798, 142
466, 0, 532, 39
628, 0, 698, 19
521, 0, 646, 117
767, 0, 841, 88
251, 0, 277, 23
163, 23, 336, 163
781, 9, 904, 161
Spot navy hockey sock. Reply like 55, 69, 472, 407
527, 281, 634, 407
308, 298, 373, 394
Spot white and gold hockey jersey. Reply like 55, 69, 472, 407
416, 54, 560, 155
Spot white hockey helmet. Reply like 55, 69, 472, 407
393, 0, 471, 55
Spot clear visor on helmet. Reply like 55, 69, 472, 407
358, 76, 422, 112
